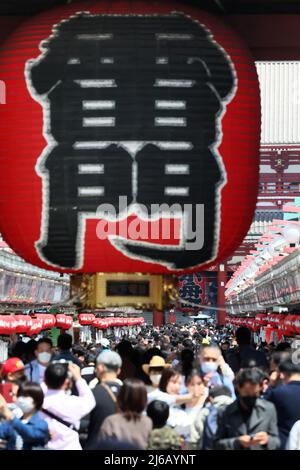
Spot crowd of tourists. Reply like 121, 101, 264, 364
0, 321, 300, 450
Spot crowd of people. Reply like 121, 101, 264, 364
0, 321, 300, 451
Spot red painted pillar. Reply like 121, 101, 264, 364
217, 262, 227, 325
153, 310, 164, 327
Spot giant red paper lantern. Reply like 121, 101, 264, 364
0, 1, 260, 274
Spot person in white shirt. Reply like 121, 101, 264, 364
286, 420, 300, 450
41, 362, 96, 450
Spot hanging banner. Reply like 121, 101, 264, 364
177, 273, 206, 312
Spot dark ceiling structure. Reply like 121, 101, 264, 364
1, 0, 300, 15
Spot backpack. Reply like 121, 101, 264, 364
202, 404, 219, 450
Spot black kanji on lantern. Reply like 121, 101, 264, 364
26, 12, 236, 269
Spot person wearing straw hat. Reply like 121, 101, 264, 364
142, 356, 171, 392
142, 356, 195, 407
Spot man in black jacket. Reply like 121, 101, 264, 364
226, 327, 269, 374
266, 357, 300, 449
86, 351, 122, 447
214, 368, 280, 450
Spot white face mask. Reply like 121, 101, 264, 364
38, 352, 52, 364
201, 361, 218, 375
8, 403, 23, 419
15, 396, 35, 415
150, 374, 162, 386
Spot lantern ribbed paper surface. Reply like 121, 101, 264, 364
0, 1, 260, 274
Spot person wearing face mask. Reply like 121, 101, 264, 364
0, 382, 49, 450
25, 338, 53, 385
214, 368, 280, 450
200, 346, 235, 399
142, 356, 169, 394
144, 358, 196, 412
41, 362, 96, 450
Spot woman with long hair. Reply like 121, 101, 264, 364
98, 378, 152, 449
184, 370, 207, 418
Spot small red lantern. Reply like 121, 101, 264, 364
35, 314, 56, 330
15, 315, 33, 334
56, 314, 73, 330
78, 313, 95, 325
255, 313, 268, 326
28, 318, 43, 336
0, 315, 17, 335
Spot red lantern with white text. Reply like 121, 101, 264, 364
15, 315, 33, 334
78, 313, 95, 325
0, 315, 17, 335
28, 319, 43, 336
56, 314, 73, 330
35, 314, 56, 330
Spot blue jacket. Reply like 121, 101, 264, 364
209, 372, 236, 399
0, 420, 15, 450
266, 380, 300, 449
25, 359, 42, 383
0, 413, 49, 450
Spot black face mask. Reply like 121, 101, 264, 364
240, 396, 257, 410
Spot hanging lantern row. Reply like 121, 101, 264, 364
0, 314, 73, 336
225, 314, 300, 336
90, 317, 145, 330
0, 313, 145, 335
